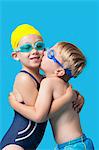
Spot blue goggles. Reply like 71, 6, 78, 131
15, 41, 45, 52
47, 49, 73, 78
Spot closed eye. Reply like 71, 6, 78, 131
20, 44, 32, 49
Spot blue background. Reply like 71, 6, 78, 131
0, 0, 99, 149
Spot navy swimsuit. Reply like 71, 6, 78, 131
0, 70, 47, 150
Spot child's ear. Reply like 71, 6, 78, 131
11, 52, 19, 61
55, 68, 65, 77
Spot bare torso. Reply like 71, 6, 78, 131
50, 77, 82, 144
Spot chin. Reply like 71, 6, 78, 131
34, 64, 40, 68
28, 64, 40, 69
30, 61, 41, 66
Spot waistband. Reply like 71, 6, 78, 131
57, 134, 86, 149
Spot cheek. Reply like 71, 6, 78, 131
44, 56, 49, 64
20, 53, 29, 58
41, 56, 50, 68
45, 58, 53, 69
19, 53, 29, 62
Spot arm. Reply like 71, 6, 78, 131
9, 83, 73, 122
9, 78, 53, 123
13, 73, 38, 106
72, 90, 84, 113
48, 85, 74, 118
9, 85, 73, 121
10, 75, 84, 121
48, 88, 84, 118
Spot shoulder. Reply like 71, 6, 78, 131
14, 72, 36, 88
41, 77, 53, 85
42, 77, 61, 82
15, 72, 35, 83
40, 77, 58, 89
16, 72, 31, 80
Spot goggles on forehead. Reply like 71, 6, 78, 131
14, 41, 45, 52
47, 49, 73, 78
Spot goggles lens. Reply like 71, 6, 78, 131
34, 41, 45, 51
20, 44, 32, 52
47, 49, 54, 59
16, 41, 45, 52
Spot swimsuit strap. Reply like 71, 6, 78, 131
20, 70, 40, 89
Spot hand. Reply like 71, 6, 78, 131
72, 90, 84, 113
9, 92, 17, 108
65, 85, 74, 99
13, 89, 23, 102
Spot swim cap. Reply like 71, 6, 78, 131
11, 24, 42, 50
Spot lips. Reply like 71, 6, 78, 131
29, 55, 40, 60
29, 55, 41, 63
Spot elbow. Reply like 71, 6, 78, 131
34, 114, 46, 123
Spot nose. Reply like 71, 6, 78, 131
30, 49, 39, 55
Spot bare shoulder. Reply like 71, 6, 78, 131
15, 72, 36, 84
41, 77, 54, 85
42, 77, 61, 83
13, 72, 38, 105
14, 72, 36, 89
15, 72, 32, 82
40, 77, 57, 89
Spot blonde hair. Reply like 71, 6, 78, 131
56, 42, 86, 78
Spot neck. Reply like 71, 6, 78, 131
22, 66, 43, 83
45, 72, 70, 82
45, 71, 56, 77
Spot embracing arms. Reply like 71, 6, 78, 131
9, 75, 84, 122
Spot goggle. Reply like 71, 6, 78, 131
47, 49, 73, 78
15, 41, 45, 52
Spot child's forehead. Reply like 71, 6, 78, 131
18, 34, 43, 46
50, 44, 61, 55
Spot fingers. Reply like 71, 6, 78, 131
8, 92, 13, 98
78, 95, 84, 106
8, 92, 16, 100
79, 95, 84, 102
73, 91, 84, 103
77, 103, 83, 113
72, 91, 84, 113
72, 102, 81, 113
73, 104, 80, 112
73, 90, 79, 99
73, 95, 82, 104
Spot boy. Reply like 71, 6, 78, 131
9, 41, 94, 149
